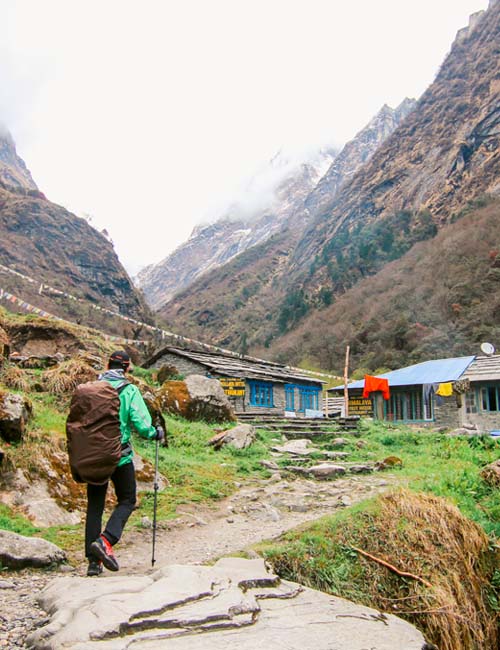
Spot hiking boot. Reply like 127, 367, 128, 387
90, 535, 119, 572
87, 559, 103, 577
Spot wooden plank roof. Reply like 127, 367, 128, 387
460, 354, 500, 382
146, 346, 324, 385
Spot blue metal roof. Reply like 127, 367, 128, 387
331, 356, 476, 390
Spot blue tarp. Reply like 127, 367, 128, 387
332, 356, 476, 390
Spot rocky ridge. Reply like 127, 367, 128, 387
0, 128, 151, 331
136, 150, 336, 309
0, 127, 37, 191
141, 99, 413, 311
304, 97, 416, 216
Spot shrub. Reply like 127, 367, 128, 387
43, 358, 97, 395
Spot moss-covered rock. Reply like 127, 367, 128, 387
157, 375, 235, 423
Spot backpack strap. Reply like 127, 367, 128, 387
116, 381, 131, 393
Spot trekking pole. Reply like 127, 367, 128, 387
151, 433, 160, 568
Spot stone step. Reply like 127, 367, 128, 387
274, 430, 343, 439
264, 423, 333, 430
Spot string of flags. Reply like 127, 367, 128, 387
0, 286, 149, 346
0, 262, 339, 380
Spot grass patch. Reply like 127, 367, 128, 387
351, 420, 500, 537
130, 415, 272, 522
257, 489, 499, 650
0, 503, 39, 536
43, 357, 97, 395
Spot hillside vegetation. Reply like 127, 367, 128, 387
265, 197, 500, 372
161, 197, 499, 372
0, 182, 152, 336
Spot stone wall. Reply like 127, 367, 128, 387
461, 383, 500, 432
150, 353, 205, 377
433, 396, 461, 429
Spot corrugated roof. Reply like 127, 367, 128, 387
146, 346, 325, 385
330, 356, 476, 391
460, 354, 500, 382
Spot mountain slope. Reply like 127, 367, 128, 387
136, 150, 336, 309
158, 100, 415, 337
293, 3, 499, 289
160, 2, 500, 368
265, 197, 500, 373
304, 98, 416, 217
0, 126, 37, 190
143, 99, 414, 311
0, 130, 151, 333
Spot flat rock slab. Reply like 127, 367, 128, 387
0, 529, 66, 569
26, 557, 426, 650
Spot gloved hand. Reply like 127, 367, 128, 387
154, 426, 165, 442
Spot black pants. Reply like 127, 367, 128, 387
85, 461, 137, 559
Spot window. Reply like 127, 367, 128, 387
298, 386, 320, 412
384, 389, 425, 421
249, 381, 274, 408
480, 385, 500, 412
285, 384, 295, 411
465, 391, 477, 414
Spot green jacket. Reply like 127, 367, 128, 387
100, 370, 156, 466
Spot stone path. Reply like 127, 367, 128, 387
0, 472, 401, 647
120, 472, 398, 571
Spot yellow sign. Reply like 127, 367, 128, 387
348, 397, 373, 416
219, 378, 246, 397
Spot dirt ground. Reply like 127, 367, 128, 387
117, 471, 399, 573
0, 471, 400, 648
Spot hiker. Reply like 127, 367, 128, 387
85, 350, 164, 576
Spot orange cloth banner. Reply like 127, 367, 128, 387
362, 375, 390, 400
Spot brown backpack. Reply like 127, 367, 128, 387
66, 380, 129, 485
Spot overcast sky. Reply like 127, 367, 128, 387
1, 0, 488, 275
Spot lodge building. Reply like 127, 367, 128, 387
145, 346, 325, 417
329, 355, 500, 433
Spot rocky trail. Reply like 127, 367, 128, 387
0, 471, 402, 648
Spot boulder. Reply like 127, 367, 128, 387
308, 463, 347, 480
331, 437, 349, 447
447, 425, 482, 436
480, 459, 500, 487
0, 389, 32, 442
322, 451, 349, 460
208, 424, 256, 450
158, 375, 235, 423
271, 439, 314, 456
0, 529, 66, 569
10, 353, 65, 369
348, 464, 375, 474
260, 459, 279, 471
25, 557, 426, 649
157, 364, 180, 384
375, 456, 403, 471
